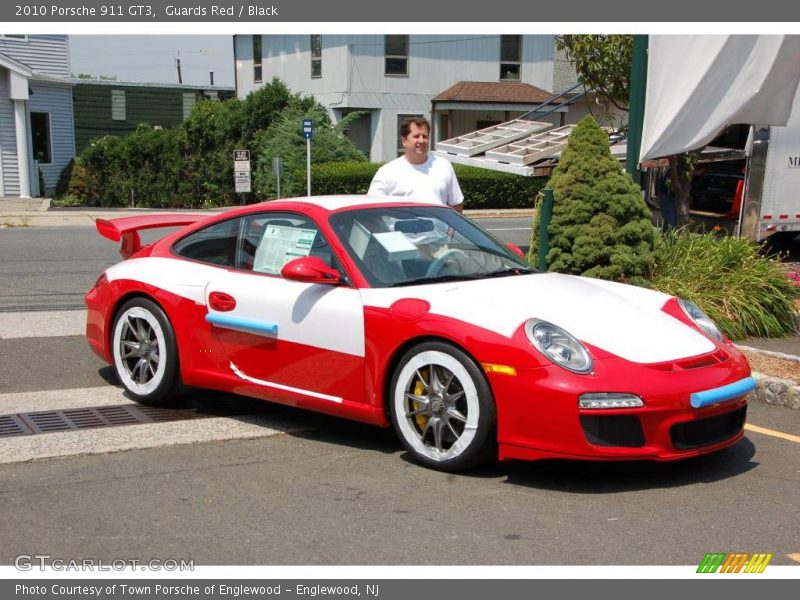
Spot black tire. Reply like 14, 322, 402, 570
389, 341, 496, 472
111, 297, 179, 405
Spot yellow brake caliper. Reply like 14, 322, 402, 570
413, 369, 430, 431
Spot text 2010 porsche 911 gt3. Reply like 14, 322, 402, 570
85, 196, 755, 471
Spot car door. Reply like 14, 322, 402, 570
204, 211, 366, 407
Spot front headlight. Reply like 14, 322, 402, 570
678, 299, 725, 342
525, 319, 593, 374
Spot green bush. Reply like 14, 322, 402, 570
310, 161, 379, 195
309, 162, 545, 209
455, 165, 545, 209
650, 229, 799, 340
61, 78, 300, 208
55, 159, 74, 198
528, 116, 656, 286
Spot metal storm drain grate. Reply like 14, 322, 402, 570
0, 404, 209, 438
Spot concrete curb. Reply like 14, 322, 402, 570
736, 344, 800, 410
750, 372, 800, 410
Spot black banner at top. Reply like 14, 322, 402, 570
4, 0, 800, 23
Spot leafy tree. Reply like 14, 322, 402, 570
528, 116, 656, 286
252, 102, 367, 199
557, 35, 632, 112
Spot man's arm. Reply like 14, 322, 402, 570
452, 202, 463, 213
367, 167, 388, 196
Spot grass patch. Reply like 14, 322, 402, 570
650, 229, 799, 340
50, 194, 85, 208
0, 217, 31, 227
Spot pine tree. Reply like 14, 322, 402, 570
528, 116, 656, 286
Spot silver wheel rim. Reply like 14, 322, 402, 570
112, 306, 167, 396
394, 350, 479, 462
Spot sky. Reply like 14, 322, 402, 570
69, 35, 235, 87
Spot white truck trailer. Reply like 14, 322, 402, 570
740, 88, 800, 242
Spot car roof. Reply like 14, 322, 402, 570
235, 195, 440, 215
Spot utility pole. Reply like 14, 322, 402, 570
175, 52, 183, 84
209, 71, 214, 86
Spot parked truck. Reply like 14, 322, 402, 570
739, 88, 800, 243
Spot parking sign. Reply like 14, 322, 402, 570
302, 119, 314, 140
234, 149, 251, 194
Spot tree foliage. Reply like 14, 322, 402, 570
60, 78, 325, 207
252, 102, 367, 199
528, 116, 656, 286
557, 35, 633, 111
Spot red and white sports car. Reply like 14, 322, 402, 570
86, 196, 754, 471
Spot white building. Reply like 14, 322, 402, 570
234, 35, 603, 163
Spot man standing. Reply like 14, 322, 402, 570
368, 117, 464, 212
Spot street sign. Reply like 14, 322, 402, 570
234, 149, 251, 194
302, 119, 314, 140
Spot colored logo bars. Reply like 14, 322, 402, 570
697, 552, 773, 573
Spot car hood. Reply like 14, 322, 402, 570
361, 273, 715, 364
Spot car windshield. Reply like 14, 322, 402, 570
329, 205, 535, 288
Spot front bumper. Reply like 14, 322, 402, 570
490, 347, 753, 462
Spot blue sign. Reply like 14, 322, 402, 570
302, 119, 314, 140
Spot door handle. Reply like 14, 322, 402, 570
208, 291, 237, 312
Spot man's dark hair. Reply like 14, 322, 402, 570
400, 116, 430, 139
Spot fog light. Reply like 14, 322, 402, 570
579, 393, 644, 409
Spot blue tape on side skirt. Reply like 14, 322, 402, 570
690, 376, 757, 409
205, 313, 278, 337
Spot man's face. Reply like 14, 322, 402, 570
402, 123, 429, 162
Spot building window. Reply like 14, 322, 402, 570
0, 35, 27, 40
310, 35, 322, 78
30, 112, 51, 164
183, 93, 197, 119
253, 35, 263, 83
500, 35, 522, 81
111, 89, 126, 121
397, 114, 424, 156
385, 35, 408, 76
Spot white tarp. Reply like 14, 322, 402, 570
640, 35, 800, 162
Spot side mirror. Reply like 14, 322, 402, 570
281, 256, 341, 285
506, 242, 526, 258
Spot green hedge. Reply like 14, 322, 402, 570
309, 162, 545, 209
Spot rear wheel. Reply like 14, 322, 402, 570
111, 298, 179, 405
389, 341, 496, 471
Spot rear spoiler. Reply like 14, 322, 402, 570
96, 214, 207, 259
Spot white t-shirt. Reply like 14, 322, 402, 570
367, 155, 464, 207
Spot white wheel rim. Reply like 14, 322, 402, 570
112, 306, 167, 396
393, 350, 480, 462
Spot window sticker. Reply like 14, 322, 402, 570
253, 225, 317, 275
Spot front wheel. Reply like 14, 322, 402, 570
111, 298, 179, 405
389, 342, 496, 471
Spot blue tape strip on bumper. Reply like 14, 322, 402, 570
690, 376, 757, 408
205, 313, 278, 337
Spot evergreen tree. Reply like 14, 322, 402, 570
528, 116, 656, 286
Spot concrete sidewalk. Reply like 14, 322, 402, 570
0, 197, 224, 227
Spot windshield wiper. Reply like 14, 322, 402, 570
475, 267, 536, 279
389, 274, 480, 287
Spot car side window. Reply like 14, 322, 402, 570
238, 212, 339, 277
173, 218, 242, 267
